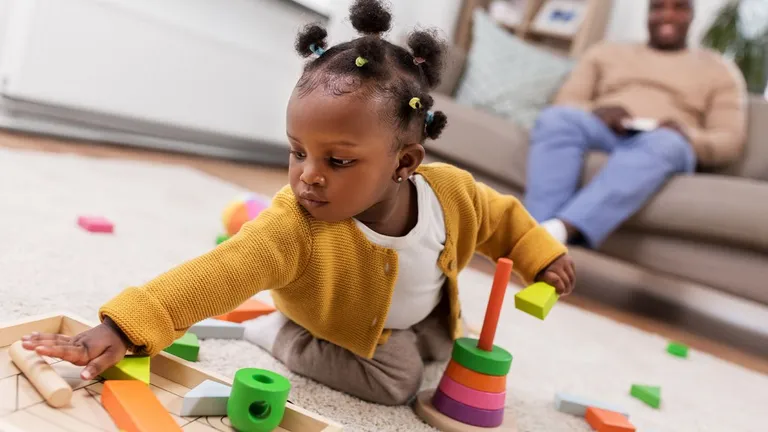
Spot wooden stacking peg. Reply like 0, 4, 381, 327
8, 340, 72, 408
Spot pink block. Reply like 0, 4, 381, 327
438, 374, 506, 410
77, 216, 114, 233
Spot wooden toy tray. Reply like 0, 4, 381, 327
0, 313, 343, 431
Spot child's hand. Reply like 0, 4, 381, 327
536, 254, 575, 296
20, 317, 129, 380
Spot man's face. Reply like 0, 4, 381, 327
648, 0, 693, 50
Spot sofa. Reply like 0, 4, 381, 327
425, 46, 768, 357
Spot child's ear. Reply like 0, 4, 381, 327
394, 142, 425, 182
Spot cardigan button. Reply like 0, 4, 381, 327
384, 263, 391, 274
447, 260, 455, 271
371, 317, 378, 326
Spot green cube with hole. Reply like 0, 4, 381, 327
228, 368, 291, 432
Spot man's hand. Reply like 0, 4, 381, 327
659, 119, 690, 141
536, 254, 575, 296
21, 318, 130, 380
593, 105, 632, 135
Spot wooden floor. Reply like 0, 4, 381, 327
2, 130, 766, 376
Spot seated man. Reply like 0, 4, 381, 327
524, 0, 748, 248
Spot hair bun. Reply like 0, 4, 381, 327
349, 0, 392, 35
407, 29, 446, 88
296, 24, 328, 58
425, 110, 447, 140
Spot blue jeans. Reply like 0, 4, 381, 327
524, 106, 696, 248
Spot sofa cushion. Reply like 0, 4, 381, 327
435, 45, 468, 97
600, 230, 768, 306
453, 9, 573, 130
427, 93, 530, 187
581, 155, 768, 252
717, 96, 768, 181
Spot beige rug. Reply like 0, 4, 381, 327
0, 147, 765, 432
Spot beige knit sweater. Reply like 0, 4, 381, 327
554, 42, 748, 167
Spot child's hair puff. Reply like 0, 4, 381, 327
293, 0, 448, 144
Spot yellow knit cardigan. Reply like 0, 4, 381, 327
99, 163, 567, 358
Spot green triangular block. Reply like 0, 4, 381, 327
630, 384, 661, 408
514, 282, 559, 320
216, 234, 230, 245
100, 355, 150, 384
164, 332, 200, 362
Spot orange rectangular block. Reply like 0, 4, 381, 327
215, 298, 275, 323
585, 407, 636, 432
102, 380, 182, 432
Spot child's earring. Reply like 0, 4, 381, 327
396, 176, 403, 183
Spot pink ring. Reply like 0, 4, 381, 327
438, 374, 506, 410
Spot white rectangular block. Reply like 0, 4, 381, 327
181, 379, 232, 416
554, 392, 630, 418
189, 318, 245, 340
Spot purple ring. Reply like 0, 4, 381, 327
432, 388, 505, 427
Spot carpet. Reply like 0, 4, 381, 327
1, 147, 765, 432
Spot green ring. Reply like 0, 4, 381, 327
451, 337, 513, 376
227, 368, 291, 432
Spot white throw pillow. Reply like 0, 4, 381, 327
455, 9, 574, 130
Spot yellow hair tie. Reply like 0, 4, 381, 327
355, 56, 368, 67
409, 97, 422, 110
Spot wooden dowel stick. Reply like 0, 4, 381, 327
477, 258, 513, 352
9, 340, 73, 407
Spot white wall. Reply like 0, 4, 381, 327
606, 0, 730, 46
0, 0, 328, 148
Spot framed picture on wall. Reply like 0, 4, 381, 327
531, 0, 588, 38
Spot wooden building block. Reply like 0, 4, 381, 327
77, 216, 114, 233
585, 407, 636, 432
100, 356, 150, 384
554, 392, 629, 418
215, 299, 276, 323
438, 374, 505, 410
163, 333, 199, 362
444, 360, 506, 393
101, 380, 182, 432
188, 319, 245, 340
514, 282, 558, 320
630, 384, 661, 409
180, 379, 231, 416
451, 337, 512, 376
666, 342, 689, 358
8, 340, 72, 408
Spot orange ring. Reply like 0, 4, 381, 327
444, 360, 506, 393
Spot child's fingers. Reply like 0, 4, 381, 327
21, 333, 72, 344
81, 349, 120, 380
33, 344, 90, 366
564, 261, 576, 288
545, 272, 566, 295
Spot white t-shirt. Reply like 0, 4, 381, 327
353, 174, 447, 330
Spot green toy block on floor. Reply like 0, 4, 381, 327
630, 384, 661, 408
216, 234, 230, 245
514, 282, 558, 320
164, 332, 200, 362
667, 341, 689, 358
100, 355, 150, 384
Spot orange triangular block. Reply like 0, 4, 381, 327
585, 407, 636, 432
215, 298, 275, 323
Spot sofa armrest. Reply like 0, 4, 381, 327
719, 95, 768, 181
426, 94, 530, 189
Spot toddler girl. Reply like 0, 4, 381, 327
21, 0, 575, 406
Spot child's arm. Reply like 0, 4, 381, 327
21, 190, 311, 379
471, 181, 567, 284
98, 193, 312, 356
